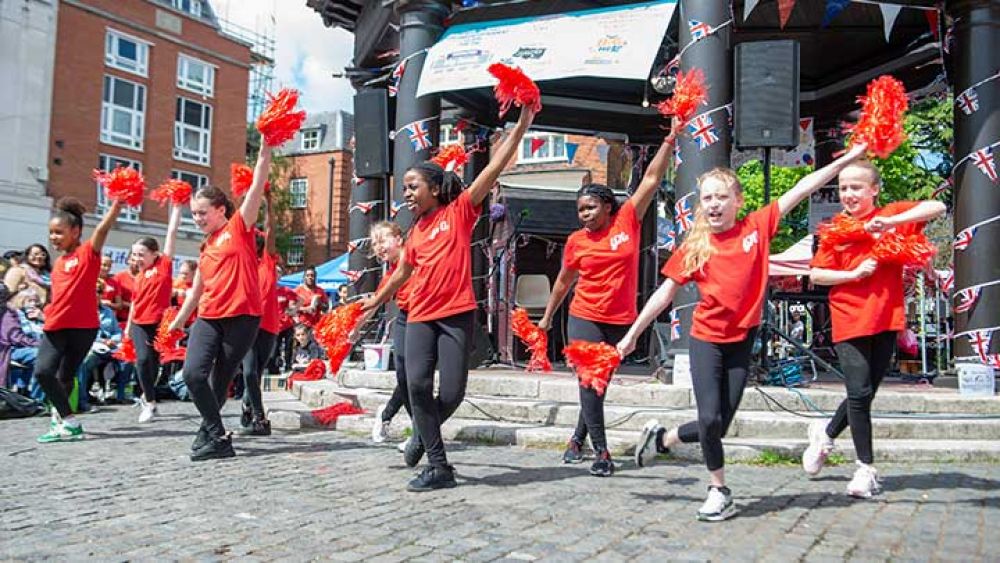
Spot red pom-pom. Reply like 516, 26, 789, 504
487, 63, 542, 118
656, 68, 708, 125
92, 166, 145, 207
230, 163, 270, 199
287, 358, 327, 390
848, 75, 909, 159
112, 337, 137, 363
817, 214, 873, 249
430, 144, 470, 172
872, 231, 937, 267
511, 308, 551, 373
256, 88, 307, 147
154, 307, 186, 356
149, 179, 192, 207
314, 303, 364, 375
563, 341, 621, 397
310, 402, 365, 426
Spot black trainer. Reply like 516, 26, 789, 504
239, 418, 271, 436
407, 464, 457, 492
404, 434, 425, 467
562, 439, 584, 464
240, 405, 252, 429
191, 423, 210, 451
589, 449, 615, 477
190, 434, 235, 461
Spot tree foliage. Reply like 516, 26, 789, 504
246, 124, 294, 259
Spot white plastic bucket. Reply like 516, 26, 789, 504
956, 363, 996, 396
363, 344, 392, 371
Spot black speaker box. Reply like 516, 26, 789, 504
353, 89, 392, 177
734, 40, 800, 149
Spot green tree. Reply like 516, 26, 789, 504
246, 124, 294, 259
735, 160, 811, 253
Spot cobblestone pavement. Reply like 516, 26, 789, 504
1, 401, 996, 562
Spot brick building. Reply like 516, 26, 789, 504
276, 111, 355, 270
47, 0, 252, 267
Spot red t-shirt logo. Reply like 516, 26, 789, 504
64, 257, 79, 273
610, 232, 630, 252
430, 220, 450, 241
742, 230, 759, 254
144, 267, 157, 279
214, 232, 233, 247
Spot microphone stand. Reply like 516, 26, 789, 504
481, 208, 530, 367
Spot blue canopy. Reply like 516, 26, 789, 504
278, 253, 349, 293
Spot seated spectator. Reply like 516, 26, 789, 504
5, 244, 51, 308
291, 324, 325, 371
77, 282, 127, 410
0, 285, 40, 392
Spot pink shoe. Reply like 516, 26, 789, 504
801, 420, 834, 476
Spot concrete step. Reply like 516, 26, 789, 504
291, 381, 1000, 442
334, 368, 1000, 415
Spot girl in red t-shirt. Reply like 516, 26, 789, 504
363, 108, 536, 492
537, 122, 682, 477
35, 197, 121, 443
125, 204, 182, 424
170, 145, 271, 461
803, 160, 945, 498
239, 196, 280, 437
618, 144, 868, 521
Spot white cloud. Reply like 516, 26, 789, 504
211, 0, 356, 114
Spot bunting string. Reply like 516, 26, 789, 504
954, 69, 1000, 116
952, 139, 1000, 181
678, 19, 733, 59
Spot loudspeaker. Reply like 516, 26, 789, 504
734, 40, 800, 149
353, 89, 392, 177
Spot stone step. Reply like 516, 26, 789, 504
292, 380, 1000, 442
334, 368, 1000, 415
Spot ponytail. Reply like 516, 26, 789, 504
678, 167, 742, 277
408, 162, 465, 207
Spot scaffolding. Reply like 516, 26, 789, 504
218, 17, 276, 122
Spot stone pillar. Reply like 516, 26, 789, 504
948, 0, 1000, 363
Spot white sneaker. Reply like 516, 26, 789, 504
138, 402, 157, 423
802, 420, 834, 476
846, 461, 882, 498
371, 405, 390, 443
397, 436, 410, 453
635, 419, 664, 468
697, 486, 737, 522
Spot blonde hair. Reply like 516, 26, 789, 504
369, 221, 403, 260
841, 159, 881, 186
679, 167, 743, 277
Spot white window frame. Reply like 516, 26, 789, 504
518, 133, 567, 164
177, 54, 215, 97
287, 236, 305, 266
301, 129, 320, 151
101, 75, 146, 151
171, 169, 208, 230
289, 178, 308, 209
104, 29, 150, 77
174, 97, 212, 166
171, 0, 203, 17
440, 124, 462, 145
96, 154, 142, 223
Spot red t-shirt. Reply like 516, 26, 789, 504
564, 199, 642, 325
100, 275, 120, 306
377, 261, 413, 313
44, 241, 100, 331
112, 269, 135, 322
173, 277, 197, 326
258, 252, 280, 335
198, 213, 262, 319
403, 190, 480, 323
276, 286, 297, 331
295, 285, 328, 327
663, 202, 781, 343
131, 256, 173, 325
811, 201, 921, 343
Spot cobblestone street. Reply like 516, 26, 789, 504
1, 401, 995, 561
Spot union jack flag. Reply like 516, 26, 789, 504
404, 119, 434, 151
673, 143, 682, 170
956, 90, 979, 115
954, 226, 977, 252
387, 60, 406, 97
341, 269, 365, 284
347, 237, 370, 254
390, 200, 404, 218
353, 175, 365, 187
674, 195, 694, 234
664, 55, 680, 77
983, 354, 1000, 368
932, 178, 952, 199
349, 200, 379, 215
971, 147, 998, 181
967, 330, 992, 359
936, 268, 954, 293
669, 309, 681, 341
688, 19, 712, 41
660, 224, 677, 252
687, 115, 719, 150
954, 287, 981, 314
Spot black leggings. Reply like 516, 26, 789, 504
567, 315, 630, 453
129, 323, 160, 402
242, 329, 277, 419
183, 315, 260, 438
33, 329, 98, 418
677, 328, 758, 472
826, 331, 896, 464
382, 312, 411, 422
270, 326, 294, 373
405, 310, 474, 467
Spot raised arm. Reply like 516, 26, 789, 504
865, 200, 946, 233
466, 108, 537, 207
538, 266, 578, 332
162, 204, 183, 259
264, 197, 277, 255
170, 270, 204, 330
240, 144, 273, 228
777, 143, 868, 217
617, 277, 682, 356
631, 120, 681, 219
90, 200, 122, 254
361, 258, 414, 314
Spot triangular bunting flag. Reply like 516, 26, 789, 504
954, 226, 977, 252
954, 287, 981, 314
822, 0, 850, 28
743, 0, 761, 22
566, 142, 579, 164
971, 147, 998, 182
936, 268, 954, 293
390, 200, 403, 218
778, 0, 796, 29
529, 137, 546, 156
669, 310, 681, 341
879, 4, 902, 42
967, 330, 992, 359
349, 200, 379, 215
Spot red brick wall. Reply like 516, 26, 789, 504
48, 0, 251, 223
499, 134, 624, 188
281, 150, 354, 268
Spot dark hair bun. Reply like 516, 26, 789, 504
55, 197, 86, 219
